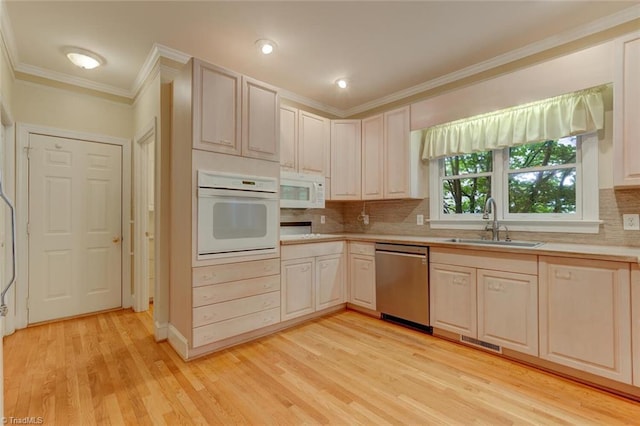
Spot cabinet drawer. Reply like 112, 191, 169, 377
431, 247, 537, 275
193, 307, 280, 347
349, 242, 375, 256
193, 274, 281, 307
193, 258, 280, 287
193, 291, 280, 327
281, 241, 344, 260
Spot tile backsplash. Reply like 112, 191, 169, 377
294, 188, 640, 247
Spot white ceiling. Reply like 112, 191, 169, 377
2, 1, 639, 116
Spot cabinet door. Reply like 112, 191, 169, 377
632, 264, 640, 386
348, 254, 376, 310
280, 105, 298, 172
331, 120, 362, 200
539, 256, 632, 384
316, 253, 346, 311
430, 263, 477, 337
361, 114, 384, 200
193, 60, 241, 155
299, 111, 330, 176
613, 32, 640, 187
242, 76, 279, 162
477, 269, 538, 356
383, 106, 410, 198
281, 258, 315, 321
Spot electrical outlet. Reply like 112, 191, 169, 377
623, 214, 640, 230
363, 214, 369, 225
417, 214, 424, 226
320, 215, 326, 224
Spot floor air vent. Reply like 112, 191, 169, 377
460, 336, 502, 353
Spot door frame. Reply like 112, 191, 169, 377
133, 117, 155, 312
15, 123, 132, 329
0, 96, 15, 336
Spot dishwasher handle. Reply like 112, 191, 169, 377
375, 243, 428, 256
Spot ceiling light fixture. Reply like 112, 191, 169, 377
256, 39, 277, 55
335, 78, 349, 89
65, 47, 104, 70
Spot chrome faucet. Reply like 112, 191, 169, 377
483, 197, 499, 241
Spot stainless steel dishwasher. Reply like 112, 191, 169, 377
375, 243, 430, 331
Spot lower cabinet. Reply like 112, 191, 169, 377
281, 242, 346, 321
348, 242, 376, 310
539, 256, 632, 384
191, 258, 281, 348
430, 248, 538, 356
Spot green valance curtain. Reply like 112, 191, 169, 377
421, 85, 606, 160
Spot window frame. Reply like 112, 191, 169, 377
428, 132, 600, 233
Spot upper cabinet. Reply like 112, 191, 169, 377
279, 107, 331, 176
614, 31, 640, 187
331, 120, 362, 200
299, 110, 331, 176
279, 105, 298, 172
361, 114, 384, 200
384, 106, 412, 198
193, 59, 242, 155
189, 58, 279, 162
242, 76, 280, 161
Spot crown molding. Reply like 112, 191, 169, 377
279, 88, 346, 118
1, 3, 638, 114
342, 4, 640, 117
131, 43, 190, 97
0, 0, 18, 74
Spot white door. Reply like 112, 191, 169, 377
28, 133, 122, 323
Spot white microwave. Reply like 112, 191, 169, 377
280, 172, 325, 209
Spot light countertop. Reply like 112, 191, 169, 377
280, 233, 640, 264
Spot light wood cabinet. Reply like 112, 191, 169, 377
632, 264, 640, 386
430, 262, 477, 336
281, 242, 346, 321
188, 58, 279, 161
430, 248, 538, 356
242, 76, 279, 162
193, 59, 242, 155
279, 105, 298, 172
477, 269, 538, 356
361, 114, 384, 200
348, 242, 376, 310
299, 110, 331, 176
190, 258, 281, 348
539, 256, 632, 384
281, 258, 315, 321
331, 120, 362, 200
384, 106, 411, 198
613, 31, 640, 187
316, 254, 347, 311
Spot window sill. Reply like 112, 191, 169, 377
428, 219, 602, 234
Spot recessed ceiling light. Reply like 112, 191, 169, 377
65, 47, 103, 70
255, 39, 277, 55
335, 79, 349, 89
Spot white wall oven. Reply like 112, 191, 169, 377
197, 170, 279, 260
280, 171, 325, 209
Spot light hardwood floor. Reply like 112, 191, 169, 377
4, 308, 640, 425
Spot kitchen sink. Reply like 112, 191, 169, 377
443, 238, 544, 248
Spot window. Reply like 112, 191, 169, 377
429, 133, 600, 233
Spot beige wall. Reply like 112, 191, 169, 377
12, 80, 132, 139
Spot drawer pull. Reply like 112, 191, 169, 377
263, 301, 273, 307
361, 264, 369, 270
302, 266, 310, 272
200, 273, 215, 281
554, 270, 572, 280
453, 277, 466, 285
487, 281, 504, 292
263, 283, 272, 289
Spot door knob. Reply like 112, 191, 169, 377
113, 236, 121, 244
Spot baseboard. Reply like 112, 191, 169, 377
167, 324, 189, 360
154, 321, 169, 341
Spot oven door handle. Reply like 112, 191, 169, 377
198, 187, 278, 199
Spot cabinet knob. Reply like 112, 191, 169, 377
554, 270, 572, 280
453, 277, 466, 285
